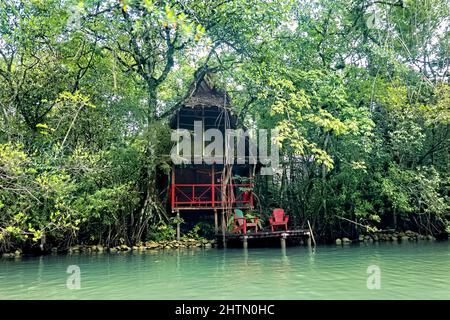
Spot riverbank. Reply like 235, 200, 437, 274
334, 230, 442, 245
1, 238, 216, 258
2, 229, 448, 258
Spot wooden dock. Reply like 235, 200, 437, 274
216, 229, 311, 248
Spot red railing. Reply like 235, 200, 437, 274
171, 183, 254, 209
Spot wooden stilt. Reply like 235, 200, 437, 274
221, 210, 226, 247
307, 220, 316, 247
306, 236, 312, 249
214, 209, 218, 234
243, 236, 248, 249
280, 233, 287, 249
176, 210, 180, 241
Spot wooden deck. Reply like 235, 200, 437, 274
215, 229, 311, 248
222, 229, 310, 240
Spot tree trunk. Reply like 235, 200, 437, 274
321, 132, 330, 218
131, 84, 166, 244
147, 85, 157, 125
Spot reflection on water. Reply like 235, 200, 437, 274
0, 241, 449, 299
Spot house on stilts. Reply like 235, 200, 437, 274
168, 74, 255, 236
167, 74, 311, 247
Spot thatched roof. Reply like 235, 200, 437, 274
169, 74, 238, 130
183, 73, 232, 108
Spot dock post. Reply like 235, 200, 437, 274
176, 210, 180, 241
306, 235, 312, 248
307, 220, 316, 247
243, 236, 248, 249
280, 233, 287, 249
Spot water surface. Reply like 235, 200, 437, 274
1, 241, 449, 299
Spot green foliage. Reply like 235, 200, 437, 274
150, 223, 176, 242
245, 211, 263, 230
0, 0, 448, 250
182, 224, 202, 240
0, 143, 81, 249
193, 221, 215, 239
381, 165, 447, 217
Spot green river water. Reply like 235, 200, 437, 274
1, 241, 449, 299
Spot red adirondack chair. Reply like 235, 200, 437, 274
269, 208, 289, 231
232, 209, 258, 234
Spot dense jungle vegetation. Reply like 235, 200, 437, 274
0, 0, 448, 252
